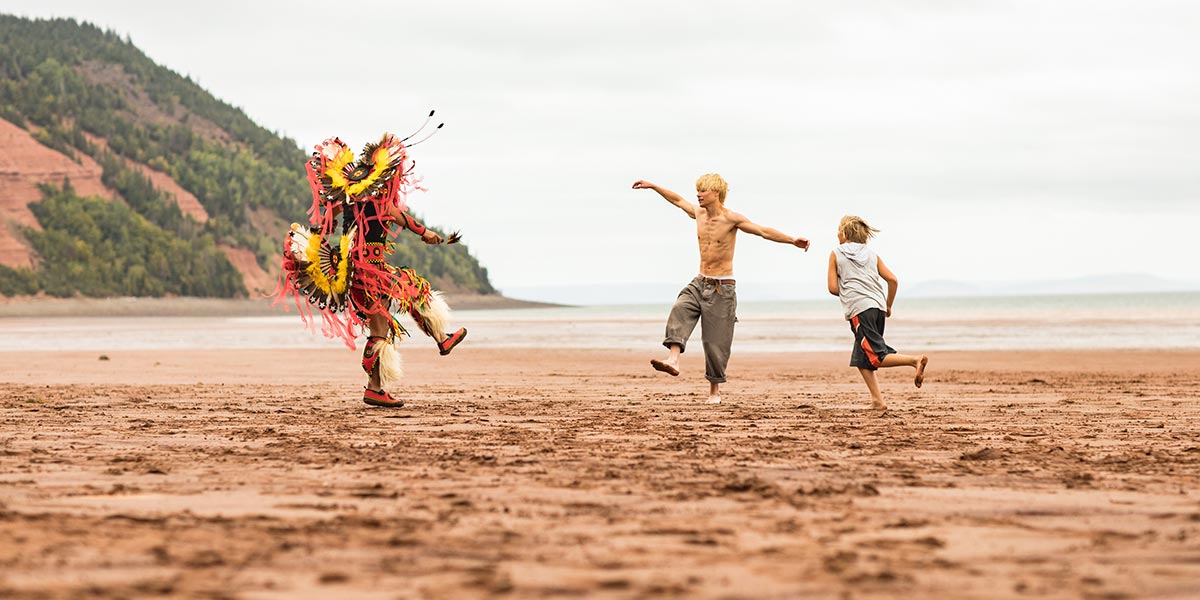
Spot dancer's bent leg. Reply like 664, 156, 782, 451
408, 291, 467, 355
361, 312, 404, 408
365, 313, 390, 392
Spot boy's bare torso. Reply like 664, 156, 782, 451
696, 207, 739, 277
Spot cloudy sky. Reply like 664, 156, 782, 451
3, 1, 1198, 301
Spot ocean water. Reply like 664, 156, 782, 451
1, 292, 1197, 352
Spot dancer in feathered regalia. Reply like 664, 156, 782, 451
273, 115, 467, 408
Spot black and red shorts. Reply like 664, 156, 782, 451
849, 308, 895, 370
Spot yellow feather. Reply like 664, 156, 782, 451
324, 147, 356, 191
303, 234, 332, 293
346, 146, 393, 196
331, 234, 352, 294
304, 232, 322, 264
300, 233, 352, 297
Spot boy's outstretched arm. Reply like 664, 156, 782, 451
632, 180, 697, 219
877, 256, 898, 316
827, 252, 840, 296
731, 212, 810, 250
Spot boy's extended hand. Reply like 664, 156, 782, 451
792, 237, 810, 251
421, 230, 443, 245
631, 180, 656, 190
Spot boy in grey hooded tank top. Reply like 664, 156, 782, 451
827, 216, 929, 410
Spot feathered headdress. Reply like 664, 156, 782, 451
302, 111, 443, 233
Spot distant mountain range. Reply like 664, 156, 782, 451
505, 273, 1200, 306
906, 273, 1200, 298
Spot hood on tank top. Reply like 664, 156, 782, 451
836, 242, 873, 267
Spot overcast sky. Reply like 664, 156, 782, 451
3, 1, 1198, 300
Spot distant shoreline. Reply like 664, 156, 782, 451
0, 294, 561, 318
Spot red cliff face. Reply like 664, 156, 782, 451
0, 118, 273, 294
0, 117, 113, 269
81, 132, 210, 224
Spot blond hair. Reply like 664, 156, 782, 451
839, 215, 880, 243
695, 173, 728, 202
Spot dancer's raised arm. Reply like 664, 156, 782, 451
384, 204, 443, 244
729, 212, 810, 250
632, 180, 697, 219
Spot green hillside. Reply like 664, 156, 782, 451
0, 15, 495, 297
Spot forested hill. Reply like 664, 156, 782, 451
0, 15, 495, 297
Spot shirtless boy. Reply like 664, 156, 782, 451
633, 174, 809, 404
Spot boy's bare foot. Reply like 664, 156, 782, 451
707, 394, 722, 405
914, 355, 928, 388
650, 358, 679, 376
871, 400, 887, 410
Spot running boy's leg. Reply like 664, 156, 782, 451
867, 307, 928, 387
849, 307, 898, 408
857, 368, 887, 410
878, 353, 930, 388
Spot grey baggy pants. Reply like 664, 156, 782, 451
663, 277, 737, 383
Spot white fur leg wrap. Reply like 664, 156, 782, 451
377, 340, 404, 390
418, 290, 451, 338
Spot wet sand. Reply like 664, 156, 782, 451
1, 347, 1198, 598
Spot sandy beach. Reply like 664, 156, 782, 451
1, 346, 1198, 598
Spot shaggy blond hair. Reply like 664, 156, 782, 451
695, 173, 728, 202
839, 215, 880, 243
